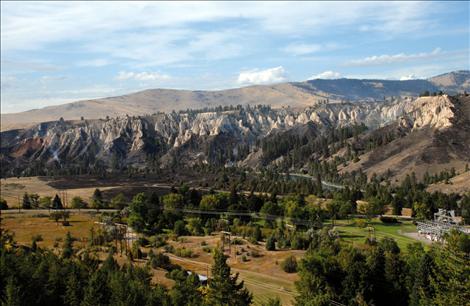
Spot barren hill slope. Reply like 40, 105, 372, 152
0, 83, 322, 131
339, 95, 470, 183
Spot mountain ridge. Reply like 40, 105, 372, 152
2, 70, 468, 131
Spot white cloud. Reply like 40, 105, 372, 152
237, 66, 287, 85
400, 74, 421, 81
116, 71, 171, 82
347, 48, 442, 66
309, 71, 342, 80
1, 2, 442, 61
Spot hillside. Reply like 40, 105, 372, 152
2, 70, 468, 131
428, 70, 470, 93
0, 83, 322, 131
2, 94, 469, 188
339, 95, 470, 183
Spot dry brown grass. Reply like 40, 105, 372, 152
0, 176, 116, 207
427, 171, 470, 195
2, 212, 97, 247
162, 235, 303, 305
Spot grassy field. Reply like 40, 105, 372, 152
331, 218, 426, 251
2, 211, 98, 247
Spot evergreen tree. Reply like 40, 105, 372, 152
91, 189, 105, 210
81, 270, 109, 306
4, 277, 21, 306
62, 232, 74, 259
110, 193, 127, 210
207, 248, 252, 306
64, 272, 82, 306
22, 193, 31, 209
169, 272, 204, 306
71, 196, 87, 209
0, 197, 8, 210
52, 194, 63, 209
266, 235, 276, 251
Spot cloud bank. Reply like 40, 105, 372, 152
347, 48, 442, 66
116, 71, 171, 82
309, 71, 342, 80
237, 66, 287, 85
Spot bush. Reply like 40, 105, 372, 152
172, 247, 194, 258
281, 255, 298, 273
232, 238, 245, 245
173, 220, 187, 236
355, 219, 367, 228
150, 252, 171, 269
164, 245, 175, 253
380, 216, 399, 223
241, 255, 248, 262
202, 246, 212, 253
137, 237, 150, 246
266, 236, 276, 251
151, 235, 167, 248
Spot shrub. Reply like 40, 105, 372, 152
266, 236, 276, 251
281, 255, 298, 273
232, 238, 245, 245
202, 246, 212, 253
173, 220, 187, 236
380, 216, 399, 223
241, 255, 248, 262
151, 235, 167, 248
248, 237, 258, 245
164, 245, 175, 253
355, 219, 367, 228
174, 247, 194, 258
250, 250, 262, 258
150, 252, 172, 270
137, 237, 150, 246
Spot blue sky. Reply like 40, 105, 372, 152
1, 1, 469, 113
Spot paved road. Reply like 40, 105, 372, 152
287, 173, 345, 190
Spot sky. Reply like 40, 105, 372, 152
1, 1, 469, 113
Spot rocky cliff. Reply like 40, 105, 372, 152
1, 95, 468, 177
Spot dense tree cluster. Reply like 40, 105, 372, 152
0, 232, 251, 306
295, 229, 470, 306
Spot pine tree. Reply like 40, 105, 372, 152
52, 194, 63, 209
4, 277, 21, 306
64, 272, 81, 306
91, 188, 105, 210
266, 235, 276, 251
22, 193, 31, 209
206, 248, 252, 306
81, 270, 109, 306
62, 232, 74, 259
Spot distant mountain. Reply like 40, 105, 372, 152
292, 78, 439, 101
1, 70, 469, 131
428, 70, 470, 93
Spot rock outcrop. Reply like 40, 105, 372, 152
1, 95, 467, 177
